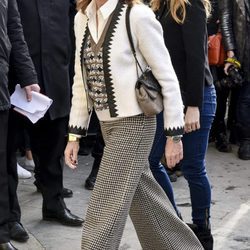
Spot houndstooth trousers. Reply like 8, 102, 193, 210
81, 114, 203, 250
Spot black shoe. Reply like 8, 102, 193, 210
61, 188, 73, 198
85, 176, 96, 190
43, 208, 84, 227
35, 181, 73, 198
215, 133, 232, 153
187, 223, 213, 250
9, 222, 29, 242
166, 169, 177, 182
0, 242, 18, 250
238, 141, 250, 160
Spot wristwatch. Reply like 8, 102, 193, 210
68, 134, 80, 142
167, 135, 182, 143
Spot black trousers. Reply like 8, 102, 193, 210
210, 66, 239, 137
0, 110, 23, 243
0, 110, 10, 243
27, 115, 68, 212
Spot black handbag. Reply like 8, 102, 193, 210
126, 6, 163, 117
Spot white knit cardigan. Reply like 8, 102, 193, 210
68, 2, 184, 136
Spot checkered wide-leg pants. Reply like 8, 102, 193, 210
81, 114, 203, 250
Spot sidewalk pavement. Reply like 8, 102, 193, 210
15, 144, 250, 250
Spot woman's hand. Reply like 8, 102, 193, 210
64, 141, 80, 169
184, 106, 200, 133
165, 138, 183, 169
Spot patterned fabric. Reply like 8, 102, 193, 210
84, 35, 109, 111
81, 114, 203, 250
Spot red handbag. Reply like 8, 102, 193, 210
208, 32, 226, 66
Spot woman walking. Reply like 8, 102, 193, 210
150, 0, 216, 249
64, 0, 203, 249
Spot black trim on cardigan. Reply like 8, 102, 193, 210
102, 1, 125, 117
70, 26, 90, 137
69, 125, 87, 137
80, 25, 93, 115
80, 26, 90, 83
164, 126, 184, 136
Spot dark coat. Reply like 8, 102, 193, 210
157, 0, 213, 109
219, 0, 250, 63
207, 0, 219, 36
0, 0, 37, 111
16, 0, 74, 120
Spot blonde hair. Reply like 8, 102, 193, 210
77, 0, 141, 12
151, 0, 211, 24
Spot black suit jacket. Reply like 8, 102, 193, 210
158, 0, 213, 109
15, 0, 73, 120
0, 0, 37, 111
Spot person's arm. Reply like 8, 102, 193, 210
218, 0, 235, 52
133, 5, 184, 135
181, 0, 207, 109
7, 0, 39, 100
218, 0, 236, 74
65, 12, 91, 169
181, 0, 209, 133
132, 5, 184, 167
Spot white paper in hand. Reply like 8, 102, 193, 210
10, 84, 53, 123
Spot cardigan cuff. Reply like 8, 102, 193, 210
68, 125, 87, 137
164, 126, 184, 137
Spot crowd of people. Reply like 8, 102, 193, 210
0, 0, 249, 250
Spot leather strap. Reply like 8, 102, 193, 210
125, 6, 143, 74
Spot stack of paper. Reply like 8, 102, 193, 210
10, 84, 53, 123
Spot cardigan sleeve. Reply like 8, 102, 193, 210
132, 5, 184, 136
68, 12, 91, 137
181, 0, 207, 108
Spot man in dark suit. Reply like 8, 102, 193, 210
0, 0, 39, 248
219, 0, 250, 160
14, 0, 84, 226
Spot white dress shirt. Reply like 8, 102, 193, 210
85, 0, 119, 44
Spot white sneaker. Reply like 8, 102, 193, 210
17, 163, 32, 179
23, 157, 35, 171
19, 156, 35, 171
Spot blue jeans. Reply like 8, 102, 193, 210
149, 85, 216, 226
148, 112, 179, 214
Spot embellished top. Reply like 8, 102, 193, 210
84, 34, 116, 121
84, 35, 108, 110
82, 12, 120, 121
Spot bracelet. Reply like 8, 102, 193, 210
224, 57, 241, 68
68, 134, 80, 142
166, 135, 182, 143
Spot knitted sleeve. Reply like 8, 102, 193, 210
68, 12, 91, 137
132, 5, 184, 136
